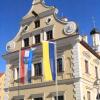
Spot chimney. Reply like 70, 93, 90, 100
90, 28, 100, 55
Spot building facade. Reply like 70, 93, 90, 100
3, 0, 100, 100
0, 73, 5, 100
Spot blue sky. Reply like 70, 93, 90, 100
0, 0, 100, 72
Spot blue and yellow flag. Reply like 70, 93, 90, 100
42, 41, 56, 81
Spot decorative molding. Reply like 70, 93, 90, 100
93, 59, 100, 65
72, 43, 81, 78
4, 64, 11, 100
8, 78, 80, 91
21, 25, 53, 38
21, 9, 55, 25
72, 43, 83, 100
82, 51, 91, 59
74, 80, 83, 100
29, 93, 44, 99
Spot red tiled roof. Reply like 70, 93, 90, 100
0, 73, 4, 77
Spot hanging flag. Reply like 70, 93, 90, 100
42, 41, 56, 81
27, 49, 34, 83
20, 50, 25, 84
19, 48, 35, 84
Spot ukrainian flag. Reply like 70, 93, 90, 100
42, 41, 56, 81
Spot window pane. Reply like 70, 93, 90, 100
55, 96, 64, 100
34, 97, 43, 100
17, 68, 19, 78
24, 38, 29, 47
85, 60, 89, 73
57, 58, 63, 73
46, 30, 53, 40
87, 91, 91, 100
35, 34, 40, 44
35, 20, 40, 28
34, 63, 42, 76
95, 66, 98, 79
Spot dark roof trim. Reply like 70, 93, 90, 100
80, 40, 100, 59
90, 28, 100, 35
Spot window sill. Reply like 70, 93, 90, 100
47, 38, 54, 41
21, 46, 30, 50
57, 71, 64, 76
31, 43, 42, 47
84, 73, 91, 77
32, 75, 43, 80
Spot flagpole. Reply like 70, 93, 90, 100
55, 42, 58, 100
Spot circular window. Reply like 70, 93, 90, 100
24, 25, 29, 31
46, 17, 51, 25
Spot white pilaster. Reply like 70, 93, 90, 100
22, 39, 24, 48
72, 42, 83, 100
43, 32, 47, 41
33, 35, 35, 44
4, 64, 11, 100
14, 68, 17, 80
32, 64, 35, 77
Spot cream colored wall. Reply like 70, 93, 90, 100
5, 1, 80, 100
82, 81, 97, 100
0, 74, 5, 100
8, 37, 75, 100
79, 44, 100, 81
79, 43, 100, 100
23, 3, 53, 19
10, 44, 73, 87
15, 14, 66, 51
9, 84, 75, 100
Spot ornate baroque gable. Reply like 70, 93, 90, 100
6, 0, 78, 52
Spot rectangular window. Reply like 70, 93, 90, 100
34, 63, 42, 76
34, 97, 43, 100
35, 20, 40, 28
57, 58, 63, 73
17, 68, 19, 78
24, 38, 29, 47
55, 95, 64, 100
35, 34, 40, 44
95, 66, 98, 79
13, 67, 19, 80
87, 91, 91, 100
85, 60, 89, 74
46, 30, 53, 40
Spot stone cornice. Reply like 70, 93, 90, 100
8, 78, 80, 91
21, 8, 55, 25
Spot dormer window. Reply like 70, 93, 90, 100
32, 11, 38, 17
35, 20, 40, 28
35, 34, 40, 44
24, 38, 29, 47
46, 30, 53, 40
